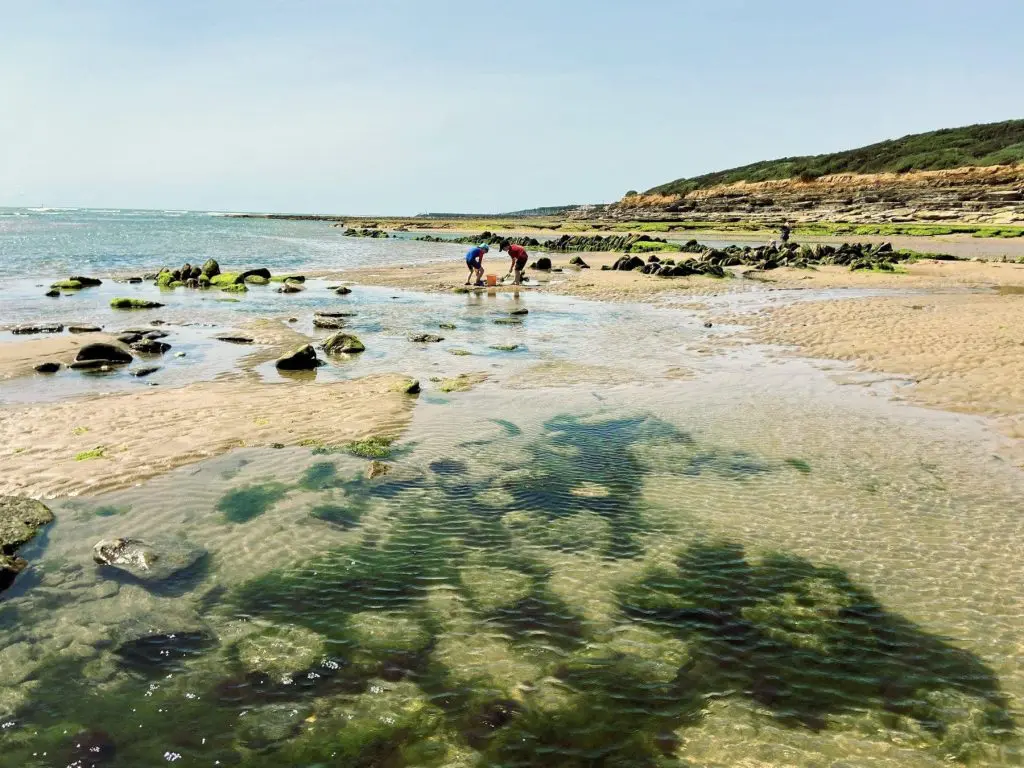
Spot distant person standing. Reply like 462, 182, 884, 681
500, 240, 529, 285
779, 223, 792, 245
464, 243, 488, 286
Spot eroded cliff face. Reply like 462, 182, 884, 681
603, 165, 1024, 225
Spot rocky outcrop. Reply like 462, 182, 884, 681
93, 536, 206, 583
275, 344, 323, 370
76, 342, 133, 364
201, 258, 221, 278
410, 334, 444, 343
1, 496, 55, 592
235, 268, 272, 284
322, 332, 365, 354
342, 227, 389, 238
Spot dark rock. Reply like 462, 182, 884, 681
1, 496, 54, 593
703, 321, 713, 328
130, 339, 171, 355
69, 360, 117, 370
509, 308, 529, 315
117, 333, 143, 345
531, 256, 552, 270
876, 241, 893, 253
68, 324, 103, 333
278, 275, 306, 283
612, 255, 645, 271
322, 332, 365, 354
494, 318, 522, 325
34, 361, 62, 373
315, 310, 357, 318
184, 278, 199, 288
130, 366, 160, 377
439, 323, 457, 330
189, 266, 202, 279
275, 344, 323, 370
277, 282, 304, 293
110, 298, 164, 309
45, 289, 60, 297
201, 258, 221, 278
144, 329, 169, 339
125, 277, 144, 284
68, 276, 103, 287
93, 536, 206, 583
143, 273, 160, 281
234, 268, 272, 284
405, 379, 421, 394
12, 323, 63, 335
77, 342, 133, 364
334, 286, 352, 295
213, 333, 254, 344
568, 255, 589, 268
410, 334, 444, 343
647, 255, 662, 263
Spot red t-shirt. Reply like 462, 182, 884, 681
507, 244, 528, 262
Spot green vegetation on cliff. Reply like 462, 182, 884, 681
648, 119, 1024, 196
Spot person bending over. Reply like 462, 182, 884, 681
500, 241, 529, 285
464, 244, 488, 286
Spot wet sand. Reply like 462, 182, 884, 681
0, 332, 124, 380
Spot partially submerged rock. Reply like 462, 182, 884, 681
76, 342, 133, 364
322, 332, 366, 354
213, 333, 254, 344
130, 365, 160, 377
313, 315, 346, 329
437, 372, 488, 392
315, 310, 357, 318
334, 285, 352, 295
236, 624, 327, 680
410, 333, 444, 343
275, 343, 323, 370
68, 324, 103, 333
277, 282, 304, 293
69, 276, 103, 287
244, 274, 270, 285
1, 496, 55, 593
129, 338, 171, 355
110, 298, 164, 309
532, 256, 552, 270
201, 258, 221, 278
34, 361, 61, 373
219, 283, 248, 294
93, 536, 206, 583
45, 289, 60, 297
12, 323, 63, 335
234, 268, 272, 284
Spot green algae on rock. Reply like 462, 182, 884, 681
345, 435, 395, 459
219, 282, 248, 294
110, 298, 164, 309
322, 332, 365, 354
1, 496, 54, 592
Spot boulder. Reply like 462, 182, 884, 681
312, 316, 346, 329
12, 323, 63, 335
569, 255, 590, 268
213, 333, 254, 344
93, 536, 206, 583
130, 339, 171, 355
184, 278, 199, 288
188, 266, 202, 280
117, 333, 143, 345
277, 282, 304, 293
130, 366, 161, 378
68, 324, 103, 333
76, 342, 133, 364
1, 496, 54, 592
532, 256, 552, 270
410, 333, 444, 343
405, 379, 421, 395
45, 289, 60, 297
110, 298, 164, 309
234, 268, 272, 284
201, 258, 221, 278
509, 308, 529, 315
69, 276, 103, 287
322, 332, 365, 354
334, 286, 353, 295
275, 344, 322, 370
612, 255, 645, 271
34, 361, 61, 373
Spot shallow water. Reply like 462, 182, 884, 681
1, 215, 1023, 766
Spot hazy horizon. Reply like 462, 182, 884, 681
2, 0, 1022, 215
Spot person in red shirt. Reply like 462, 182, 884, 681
500, 241, 529, 285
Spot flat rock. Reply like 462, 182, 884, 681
34, 361, 62, 373
322, 332, 365, 354
509, 308, 529, 315
68, 324, 103, 333
130, 365, 161, 377
312, 316, 346, 329
410, 333, 444, 343
93, 536, 206, 583
275, 344, 323, 370
117, 333, 143, 344
214, 333, 255, 344
45, 289, 60, 297
110, 298, 164, 309
314, 310, 357, 318
76, 342, 133, 364
277, 282, 304, 293
69, 360, 117, 371
130, 339, 171, 355
12, 323, 64, 335
69, 276, 103, 287
334, 286, 352, 295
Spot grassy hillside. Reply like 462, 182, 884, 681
647, 119, 1024, 196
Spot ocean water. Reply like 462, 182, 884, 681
0, 210, 1022, 766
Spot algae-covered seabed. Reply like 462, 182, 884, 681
1, 285, 1022, 767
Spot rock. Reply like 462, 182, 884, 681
322, 332, 366, 354
117, 333, 143, 344
531, 256, 552, 270
237, 704, 308, 750
175, 351, 187, 358
184, 278, 199, 288
189, 266, 202, 279
405, 379, 421, 394
12, 323, 63, 335
703, 321, 713, 328
271, 275, 306, 284
76, 342, 133, 364
234, 268, 272, 284
219, 283, 248, 294
277, 282, 304, 293
569, 255, 589, 268
110, 298, 164, 309
69, 360, 116, 371
312, 316, 346, 329
69, 276, 103, 287
315, 310, 357, 318
130, 366, 160, 377
68, 324, 103, 333
494, 318, 522, 325
1, 496, 54, 593
244, 275, 270, 285
275, 344, 322, 370
410, 334, 444, 343
509, 308, 529, 315
34, 361, 61, 373
237, 624, 327, 679
201, 258, 221, 278
45, 289, 60, 297
334, 286, 352, 295
213, 333, 254, 344
367, 461, 389, 479
612, 255, 646, 271
439, 323, 457, 330
93, 536, 206, 583
130, 339, 171, 355
288, 317, 298, 323
50, 279, 83, 290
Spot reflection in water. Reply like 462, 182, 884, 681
1, 411, 1019, 766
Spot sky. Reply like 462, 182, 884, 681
1, 1, 1022, 214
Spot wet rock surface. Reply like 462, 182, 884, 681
0, 496, 55, 592
12, 322, 64, 335
129, 338, 171, 355
93, 536, 206, 583
322, 332, 366, 354
410, 333, 444, 343
34, 361, 62, 373
275, 343, 323, 370
68, 324, 103, 333
76, 342, 133, 364
214, 333, 254, 344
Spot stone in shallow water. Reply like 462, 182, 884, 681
312, 315, 346, 329
213, 333, 254, 344
34, 361, 61, 373
237, 703, 309, 750
322, 332, 365, 354
76, 342, 132, 364
92, 536, 206, 583
130, 365, 160, 377
68, 324, 103, 333
129, 338, 171, 355
410, 333, 444, 343
12, 322, 63, 335
459, 565, 533, 613
236, 624, 327, 680
275, 344, 322, 370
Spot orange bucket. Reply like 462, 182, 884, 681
485, 274, 498, 287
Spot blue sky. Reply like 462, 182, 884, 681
1, 0, 1021, 213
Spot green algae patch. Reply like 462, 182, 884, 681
110, 298, 164, 309
459, 564, 533, 613
489, 344, 520, 352
93, 504, 129, 517
785, 457, 812, 474
155, 271, 174, 287
346, 435, 395, 459
309, 503, 362, 529
447, 349, 473, 356
219, 282, 248, 294
74, 446, 106, 461
209, 272, 239, 285
50, 279, 83, 290
235, 624, 327, 679
244, 275, 270, 285
299, 461, 338, 490
217, 482, 289, 523
438, 372, 488, 393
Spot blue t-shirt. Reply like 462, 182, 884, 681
466, 246, 485, 264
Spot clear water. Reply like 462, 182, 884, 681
0, 212, 1022, 766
